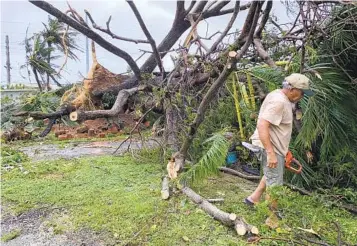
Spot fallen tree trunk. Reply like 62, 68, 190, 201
69, 86, 143, 122
182, 187, 259, 236
15, 87, 143, 124
219, 167, 260, 181
13, 104, 75, 120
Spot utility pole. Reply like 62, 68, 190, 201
5, 35, 11, 87
85, 15, 89, 73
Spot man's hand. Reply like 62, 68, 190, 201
267, 151, 278, 168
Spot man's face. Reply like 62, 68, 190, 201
290, 88, 304, 102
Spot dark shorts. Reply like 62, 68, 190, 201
256, 149, 285, 186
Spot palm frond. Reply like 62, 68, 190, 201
247, 66, 285, 92
180, 132, 230, 186
295, 66, 357, 161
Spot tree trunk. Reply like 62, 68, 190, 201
165, 101, 180, 152
33, 67, 43, 92
69, 87, 140, 122
46, 41, 52, 90
140, 21, 189, 73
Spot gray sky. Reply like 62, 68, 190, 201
0, 0, 290, 87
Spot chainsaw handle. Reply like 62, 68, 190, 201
286, 158, 302, 174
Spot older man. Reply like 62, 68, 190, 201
245, 73, 313, 206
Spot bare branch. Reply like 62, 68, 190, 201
253, 38, 277, 67
203, 1, 218, 13
204, 1, 230, 15
66, 2, 87, 26
84, 10, 149, 44
268, 16, 284, 34
192, 1, 208, 14
240, 1, 261, 40
203, 2, 251, 18
186, 1, 197, 14
29, 0, 141, 79
255, 0, 273, 38
126, 0, 164, 76
142, 1, 251, 73
207, 1, 240, 55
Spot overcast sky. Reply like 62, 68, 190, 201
0, 0, 291, 87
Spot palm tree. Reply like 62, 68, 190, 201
40, 16, 80, 90
21, 34, 61, 92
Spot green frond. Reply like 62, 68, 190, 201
294, 66, 357, 161
180, 132, 230, 186
247, 66, 285, 92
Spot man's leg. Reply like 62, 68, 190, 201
247, 176, 266, 204
245, 149, 267, 204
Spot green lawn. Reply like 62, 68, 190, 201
1, 152, 356, 245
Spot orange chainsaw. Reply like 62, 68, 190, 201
285, 151, 302, 174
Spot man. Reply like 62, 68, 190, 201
245, 73, 313, 207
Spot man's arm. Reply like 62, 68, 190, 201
257, 118, 278, 168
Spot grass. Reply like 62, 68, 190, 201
1, 229, 21, 242
1, 150, 357, 245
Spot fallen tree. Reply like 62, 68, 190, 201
26, 0, 351, 239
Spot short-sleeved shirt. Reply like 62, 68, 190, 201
250, 89, 293, 156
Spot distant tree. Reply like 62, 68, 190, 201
40, 16, 80, 89
21, 16, 81, 91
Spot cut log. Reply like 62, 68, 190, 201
182, 187, 259, 236
70, 111, 78, 121
161, 176, 170, 200
229, 51, 238, 58
219, 167, 260, 181
13, 104, 75, 120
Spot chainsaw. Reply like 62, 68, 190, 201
242, 142, 302, 174
284, 150, 302, 174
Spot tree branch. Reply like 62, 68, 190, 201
141, 1, 252, 73
253, 38, 277, 67
29, 0, 141, 79
182, 187, 258, 236
207, 1, 240, 56
203, 2, 251, 18
204, 1, 230, 15
185, 1, 197, 15
179, 2, 262, 162
126, 1, 164, 77
84, 10, 149, 44
255, 0, 273, 38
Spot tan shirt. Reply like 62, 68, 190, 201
250, 89, 293, 156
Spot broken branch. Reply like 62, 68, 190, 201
84, 10, 149, 44
207, 1, 240, 56
219, 167, 260, 181
182, 187, 258, 236
29, 0, 141, 79
126, 0, 165, 76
